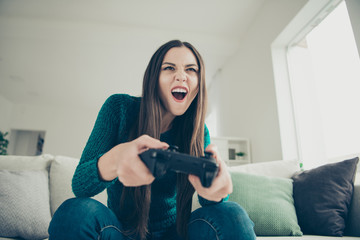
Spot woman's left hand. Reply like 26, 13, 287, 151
188, 144, 233, 202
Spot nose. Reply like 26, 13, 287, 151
175, 70, 186, 82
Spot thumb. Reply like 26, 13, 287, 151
135, 135, 169, 152
188, 174, 202, 189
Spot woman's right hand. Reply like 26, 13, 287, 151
97, 135, 169, 186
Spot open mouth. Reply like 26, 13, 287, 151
171, 87, 188, 101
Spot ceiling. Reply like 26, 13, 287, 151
0, 0, 265, 109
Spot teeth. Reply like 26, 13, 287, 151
172, 88, 187, 93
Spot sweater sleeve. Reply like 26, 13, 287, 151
72, 94, 129, 197
204, 124, 210, 150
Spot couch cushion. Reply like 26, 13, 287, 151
49, 156, 79, 215
292, 157, 359, 236
0, 154, 54, 171
256, 236, 360, 240
229, 171, 302, 236
50, 156, 107, 215
229, 159, 300, 178
345, 183, 360, 237
0, 170, 51, 239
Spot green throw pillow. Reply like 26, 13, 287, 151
229, 171, 302, 236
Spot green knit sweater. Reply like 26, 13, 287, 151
72, 94, 211, 232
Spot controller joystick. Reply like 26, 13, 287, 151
168, 145, 179, 152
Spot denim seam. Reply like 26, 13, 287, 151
188, 218, 220, 240
98, 225, 135, 240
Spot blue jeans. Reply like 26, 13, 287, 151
48, 198, 256, 240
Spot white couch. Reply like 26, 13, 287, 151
0, 154, 359, 240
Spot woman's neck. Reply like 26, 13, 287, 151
161, 112, 175, 133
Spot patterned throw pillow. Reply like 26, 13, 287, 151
0, 170, 51, 239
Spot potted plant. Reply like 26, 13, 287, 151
236, 152, 245, 160
0, 131, 9, 155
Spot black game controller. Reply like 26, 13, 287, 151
139, 145, 219, 188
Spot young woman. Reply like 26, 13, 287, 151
48, 40, 256, 240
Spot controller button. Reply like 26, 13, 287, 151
168, 145, 179, 152
157, 163, 167, 176
204, 151, 213, 158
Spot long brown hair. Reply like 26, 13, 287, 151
120, 40, 207, 239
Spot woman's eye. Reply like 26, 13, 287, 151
187, 68, 198, 72
163, 66, 175, 71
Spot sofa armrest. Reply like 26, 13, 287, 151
345, 183, 360, 236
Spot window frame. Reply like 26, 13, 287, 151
271, 0, 345, 163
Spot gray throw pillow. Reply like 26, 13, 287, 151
0, 170, 51, 239
292, 157, 359, 236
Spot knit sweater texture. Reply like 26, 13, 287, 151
72, 94, 211, 232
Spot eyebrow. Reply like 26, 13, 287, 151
162, 62, 199, 68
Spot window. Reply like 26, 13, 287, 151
272, 0, 360, 169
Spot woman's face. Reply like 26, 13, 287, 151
158, 47, 199, 117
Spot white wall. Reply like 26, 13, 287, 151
1, 0, 310, 162
210, 0, 307, 163
6, 101, 103, 158
0, 94, 13, 132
